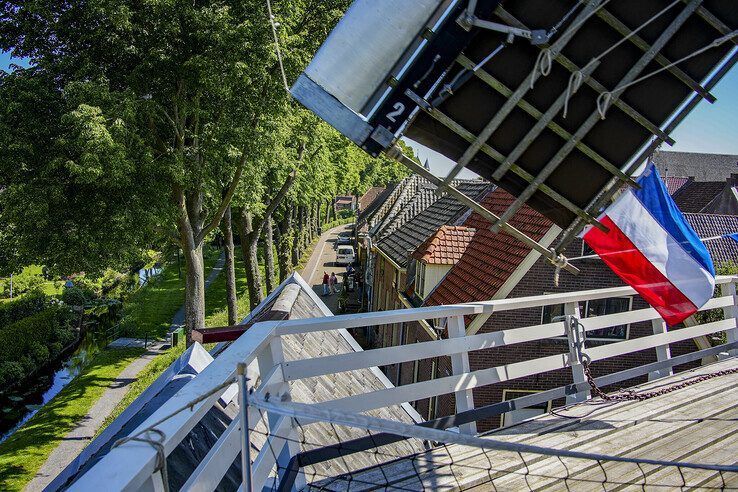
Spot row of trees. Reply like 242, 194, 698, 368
0, 0, 409, 340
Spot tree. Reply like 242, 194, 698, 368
0, 0, 350, 339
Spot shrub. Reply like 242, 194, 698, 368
0, 267, 46, 298
0, 307, 77, 389
0, 290, 48, 328
61, 286, 89, 307
337, 209, 355, 220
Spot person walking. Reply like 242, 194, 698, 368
330, 272, 338, 294
322, 272, 330, 296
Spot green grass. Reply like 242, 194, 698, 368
122, 248, 221, 338
0, 246, 241, 490
98, 240, 319, 435
96, 255, 263, 433
0, 347, 144, 491
204, 252, 268, 328
0, 265, 63, 301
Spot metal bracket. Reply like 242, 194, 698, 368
369, 125, 396, 148
458, 4, 548, 45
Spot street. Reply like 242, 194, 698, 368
301, 223, 354, 314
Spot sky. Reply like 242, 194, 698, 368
3, 49, 737, 179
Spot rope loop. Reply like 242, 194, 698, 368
114, 428, 170, 491
530, 49, 553, 90
562, 70, 584, 119
549, 248, 568, 287
596, 91, 613, 120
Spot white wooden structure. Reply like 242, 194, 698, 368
70, 276, 738, 491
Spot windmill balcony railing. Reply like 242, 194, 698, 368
71, 276, 738, 492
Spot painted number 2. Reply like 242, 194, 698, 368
386, 102, 405, 123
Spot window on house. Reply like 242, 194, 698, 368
581, 240, 595, 257
542, 296, 632, 340
583, 297, 632, 340
501, 390, 552, 427
415, 261, 426, 299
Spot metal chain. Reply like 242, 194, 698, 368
581, 358, 738, 403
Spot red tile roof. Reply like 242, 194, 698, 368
413, 226, 476, 265
425, 188, 552, 306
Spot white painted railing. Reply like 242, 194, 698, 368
71, 276, 738, 492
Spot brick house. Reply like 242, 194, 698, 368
371, 179, 490, 351
334, 195, 356, 213
396, 188, 738, 430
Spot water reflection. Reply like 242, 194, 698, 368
138, 267, 162, 286
0, 329, 109, 443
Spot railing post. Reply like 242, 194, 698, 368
256, 336, 305, 490
447, 315, 477, 434
564, 302, 589, 404
721, 281, 738, 358
649, 318, 672, 380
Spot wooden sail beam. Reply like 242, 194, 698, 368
690, 1, 738, 43
595, 8, 715, 103
437, 0, 607, 187
405, 89, 608, 232
552, 48, 738, 252
496, 7, 676, 146
490, 0, 703, 233
480, 58, 634, 187
456, 55, 619, 178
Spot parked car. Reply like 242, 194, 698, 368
336, 245, 356, 266
336, 235, 352, 246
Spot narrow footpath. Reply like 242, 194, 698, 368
301, 224, 352, 314
27, 254, 225, 491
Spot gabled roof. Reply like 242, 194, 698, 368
685, 213, 738, 267
413, 225, 476, 265
377, 179, 490, 268
664, 176, 691, 195
334, 195, 355, 204
359, 186, 386, 211
370, 174, 438, 242
672, 180, 727, 213
357, 183, 397, 229
425, 189, 553, 306
654, 151, 738, 182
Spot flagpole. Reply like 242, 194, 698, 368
568, 234, 728, 261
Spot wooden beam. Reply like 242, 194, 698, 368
457, 55, 620, 182
485, 59, 635, 187
495, 6, 676, 146
491, 0, 702, 232
552, 49, 738, 253
691, 1, 738, 43
595, 8, 715, 103
405, 89, 607, 232
439, 0, 608, 186
192, 324, 247, 344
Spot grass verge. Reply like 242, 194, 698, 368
122, 248, 221, 338
0, 347, 143, 491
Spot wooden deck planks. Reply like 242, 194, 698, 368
309, 358, 738, 491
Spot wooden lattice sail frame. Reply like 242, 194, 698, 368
292, 0, 738, 272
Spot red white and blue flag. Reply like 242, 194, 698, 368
583, 164, 715, 326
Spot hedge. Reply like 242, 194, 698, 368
0, 290, 48, 329
0, 307, 77, 389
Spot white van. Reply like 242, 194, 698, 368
336, 245, 355, 266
